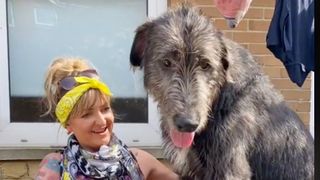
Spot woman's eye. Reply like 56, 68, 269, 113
81, 112, 90, 118
199, 61, 210, 70
102, 106, 110, 113
163, 59, 171, 67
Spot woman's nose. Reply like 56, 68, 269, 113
95, 111, 106, 125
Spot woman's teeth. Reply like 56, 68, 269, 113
93, 127, 107, 133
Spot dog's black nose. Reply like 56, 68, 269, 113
173, 114, 198, 132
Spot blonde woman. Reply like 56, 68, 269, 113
36, 57, 178, 180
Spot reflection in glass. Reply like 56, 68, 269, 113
7, 0, 147, 123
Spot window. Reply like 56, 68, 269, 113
0, 0, 167, 148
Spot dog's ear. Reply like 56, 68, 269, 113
130, 21, 153, 68
220, 41, 229, 71
215, 31, 229, 71
217, 33, 235, 84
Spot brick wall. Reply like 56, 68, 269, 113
0, 160, 39, 179
170, 0, 311, 128
0, 1, 312, 179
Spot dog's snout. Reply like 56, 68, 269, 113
173, 114, 198, 132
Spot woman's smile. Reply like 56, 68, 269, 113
92, 127, 108, 134
91, 127, 109, 136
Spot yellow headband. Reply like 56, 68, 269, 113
55, 76, 112, 127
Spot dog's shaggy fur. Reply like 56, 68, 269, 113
130, 5, 314, 180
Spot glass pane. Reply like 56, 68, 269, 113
8, 0, 147, 123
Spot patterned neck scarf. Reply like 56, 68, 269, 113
61, 134, 144, 180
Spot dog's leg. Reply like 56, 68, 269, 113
215, 144, 251, 180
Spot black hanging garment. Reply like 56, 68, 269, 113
266, 0, 314, 87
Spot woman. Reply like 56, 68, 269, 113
36, 57, 178, 180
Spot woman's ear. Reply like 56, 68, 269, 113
66, 124, 72, 134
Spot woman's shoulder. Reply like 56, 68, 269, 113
39, 152, 63, 168
42, 152, 63, 160
35, 152, 63, 179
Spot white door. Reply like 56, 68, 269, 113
0, 0, 167, 148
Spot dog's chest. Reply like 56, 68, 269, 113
165, 145, 203, 177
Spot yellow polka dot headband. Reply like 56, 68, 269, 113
55, 69, 112, 127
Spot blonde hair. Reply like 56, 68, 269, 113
43, 57, 110, 123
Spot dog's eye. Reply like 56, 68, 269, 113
163, 59, 171, 67
199, 61, 210, 70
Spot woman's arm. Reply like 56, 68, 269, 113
130, 148, 179, 180
35, 153, 62, 180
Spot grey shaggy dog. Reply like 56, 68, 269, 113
130, 5, 314, 180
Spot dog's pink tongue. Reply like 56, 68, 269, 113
170, 129, 195, 148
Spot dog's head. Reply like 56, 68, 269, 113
130, 5, 229, 148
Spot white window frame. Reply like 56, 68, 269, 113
0, 0, 167, 150
310, 72, 314, 138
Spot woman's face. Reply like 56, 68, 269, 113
66, 98, 114, 152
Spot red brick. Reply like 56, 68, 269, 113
281, 90, 311, 101
262, 67, 289, 78
233, 32, 267, 43
239, 43, 249, 49
169, 0, 180, 7
248, 43, 271, 55
262, 67, 281, 78
271, 79, 311, 90
251, 0, 275, 7
244, 8, 264, 19
264, 8, 275, 19
193, 0, 213, 6
201, 7, 222, 18
222, 31, 233, 39
254, 55, 284, 66
287, 102, 311, 112
248, 20, 271, 31
296, 112, 310, 127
